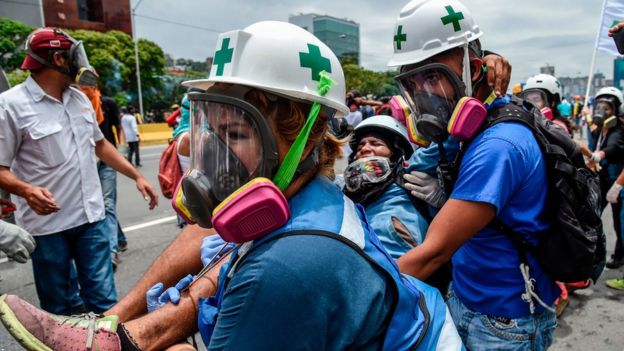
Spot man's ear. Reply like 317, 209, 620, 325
469, 57, 484, 82
51, 51, 67, 67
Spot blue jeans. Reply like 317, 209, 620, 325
30, 220, 117, 315
98, 163, 127, 253
447, 289, 556, 351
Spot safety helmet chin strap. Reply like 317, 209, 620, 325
25, 48, 71, 75
272, 71, 335, 191
462, 41, 472, 97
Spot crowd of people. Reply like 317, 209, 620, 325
0, 0, 623, 350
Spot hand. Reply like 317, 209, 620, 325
482, 54, 512, 97
591, 151, 603, 163
0, 221, 36, 263
403, 171, 447, 208
609, 20, 624, 36
136, 176, 158, 209
201, 235, 233, 266
607, 183, 623, 204
145, 274, 194, 313
23, 186, 60, 215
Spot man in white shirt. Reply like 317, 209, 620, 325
0, 27, 159, 314
121, 106, 142, 167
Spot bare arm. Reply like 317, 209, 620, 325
95, 139, 158, 209
124, 250, 227, 351
397, 199, 495, 279
105, 224, 216, 322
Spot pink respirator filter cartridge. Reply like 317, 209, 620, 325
211, 179, 290, 243
447, 97, 487, 141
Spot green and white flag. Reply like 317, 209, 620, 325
597, 0, 624, 56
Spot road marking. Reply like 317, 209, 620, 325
122, 215, 177, 232
0, 216, 178, 264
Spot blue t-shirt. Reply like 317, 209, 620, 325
450, 121, 559, 318
207, 234, 395, 350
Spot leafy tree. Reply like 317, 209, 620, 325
0, 18, 33, 71
69, 29, 165, 111
343, 63, 399, 97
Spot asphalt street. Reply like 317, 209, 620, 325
1, 143, 623, 350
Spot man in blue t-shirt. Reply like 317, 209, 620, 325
389, 0, 559, 349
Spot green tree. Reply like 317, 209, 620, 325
343, 63, 399, 97
69, 29, 165, 111
0, 18, 33, 71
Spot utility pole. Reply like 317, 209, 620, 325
131, 0, 146, 118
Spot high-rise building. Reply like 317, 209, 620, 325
0, 0, 132, 36
289, 13, 360, 65
540, 65, 555, 76
614, 57, 624, 89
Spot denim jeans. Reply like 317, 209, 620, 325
127, 141, 141, 166
98, 163, 126, 253
447, 289, 557, 351
30, 220, 117, 315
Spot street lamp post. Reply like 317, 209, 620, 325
131, 0, 145, 118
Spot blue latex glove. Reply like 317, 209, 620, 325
201, 235, 233, 266
145, 274, 194, 312
146, 282, 164, 313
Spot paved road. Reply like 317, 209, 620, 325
1, 144, 623, 350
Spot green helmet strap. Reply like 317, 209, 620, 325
272, 71, 335, 191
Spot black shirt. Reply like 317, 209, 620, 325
100, 97, 120, 147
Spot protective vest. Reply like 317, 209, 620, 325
365, 183, 429, 259
197, 176, 463, 350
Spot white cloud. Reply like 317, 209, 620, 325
133, 0, 618, 89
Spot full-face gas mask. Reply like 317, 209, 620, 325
395, 57, 491, 143
521, 88, 556, 121
24, 28, 98, 86
343, 156, 398, 206
593, 99, 616, 129
172, 82, 335, 243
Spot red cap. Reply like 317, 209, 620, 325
21, 27, 73, 71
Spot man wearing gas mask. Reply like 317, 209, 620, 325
390, 0, 559, 348
0, 27, 158, 316
579, 87, 624, 269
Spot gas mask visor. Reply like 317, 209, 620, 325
521, 89, 549, 109
70, 41, 99, 86
343, 156, 393, 193
181, 90, 279, 228
395, 63, 465, 143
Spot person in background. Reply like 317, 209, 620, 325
100, 96, 130, 268
0, 27, 158, 314
122, 106, 142, 167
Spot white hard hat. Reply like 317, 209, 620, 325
388, 0, 483, 67
524, 74, 562, 100
351, 115, 414, 160
595, 86, 624, 115
595, 87, 624, 106
183, 21, 348, 117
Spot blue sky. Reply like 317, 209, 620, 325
132, 0, 619, 89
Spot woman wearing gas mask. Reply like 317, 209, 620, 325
171, 21, 462, 351
341, 115, 452, 294
580, 87, 624, 271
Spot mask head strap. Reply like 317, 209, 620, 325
272, 71, 335, 191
